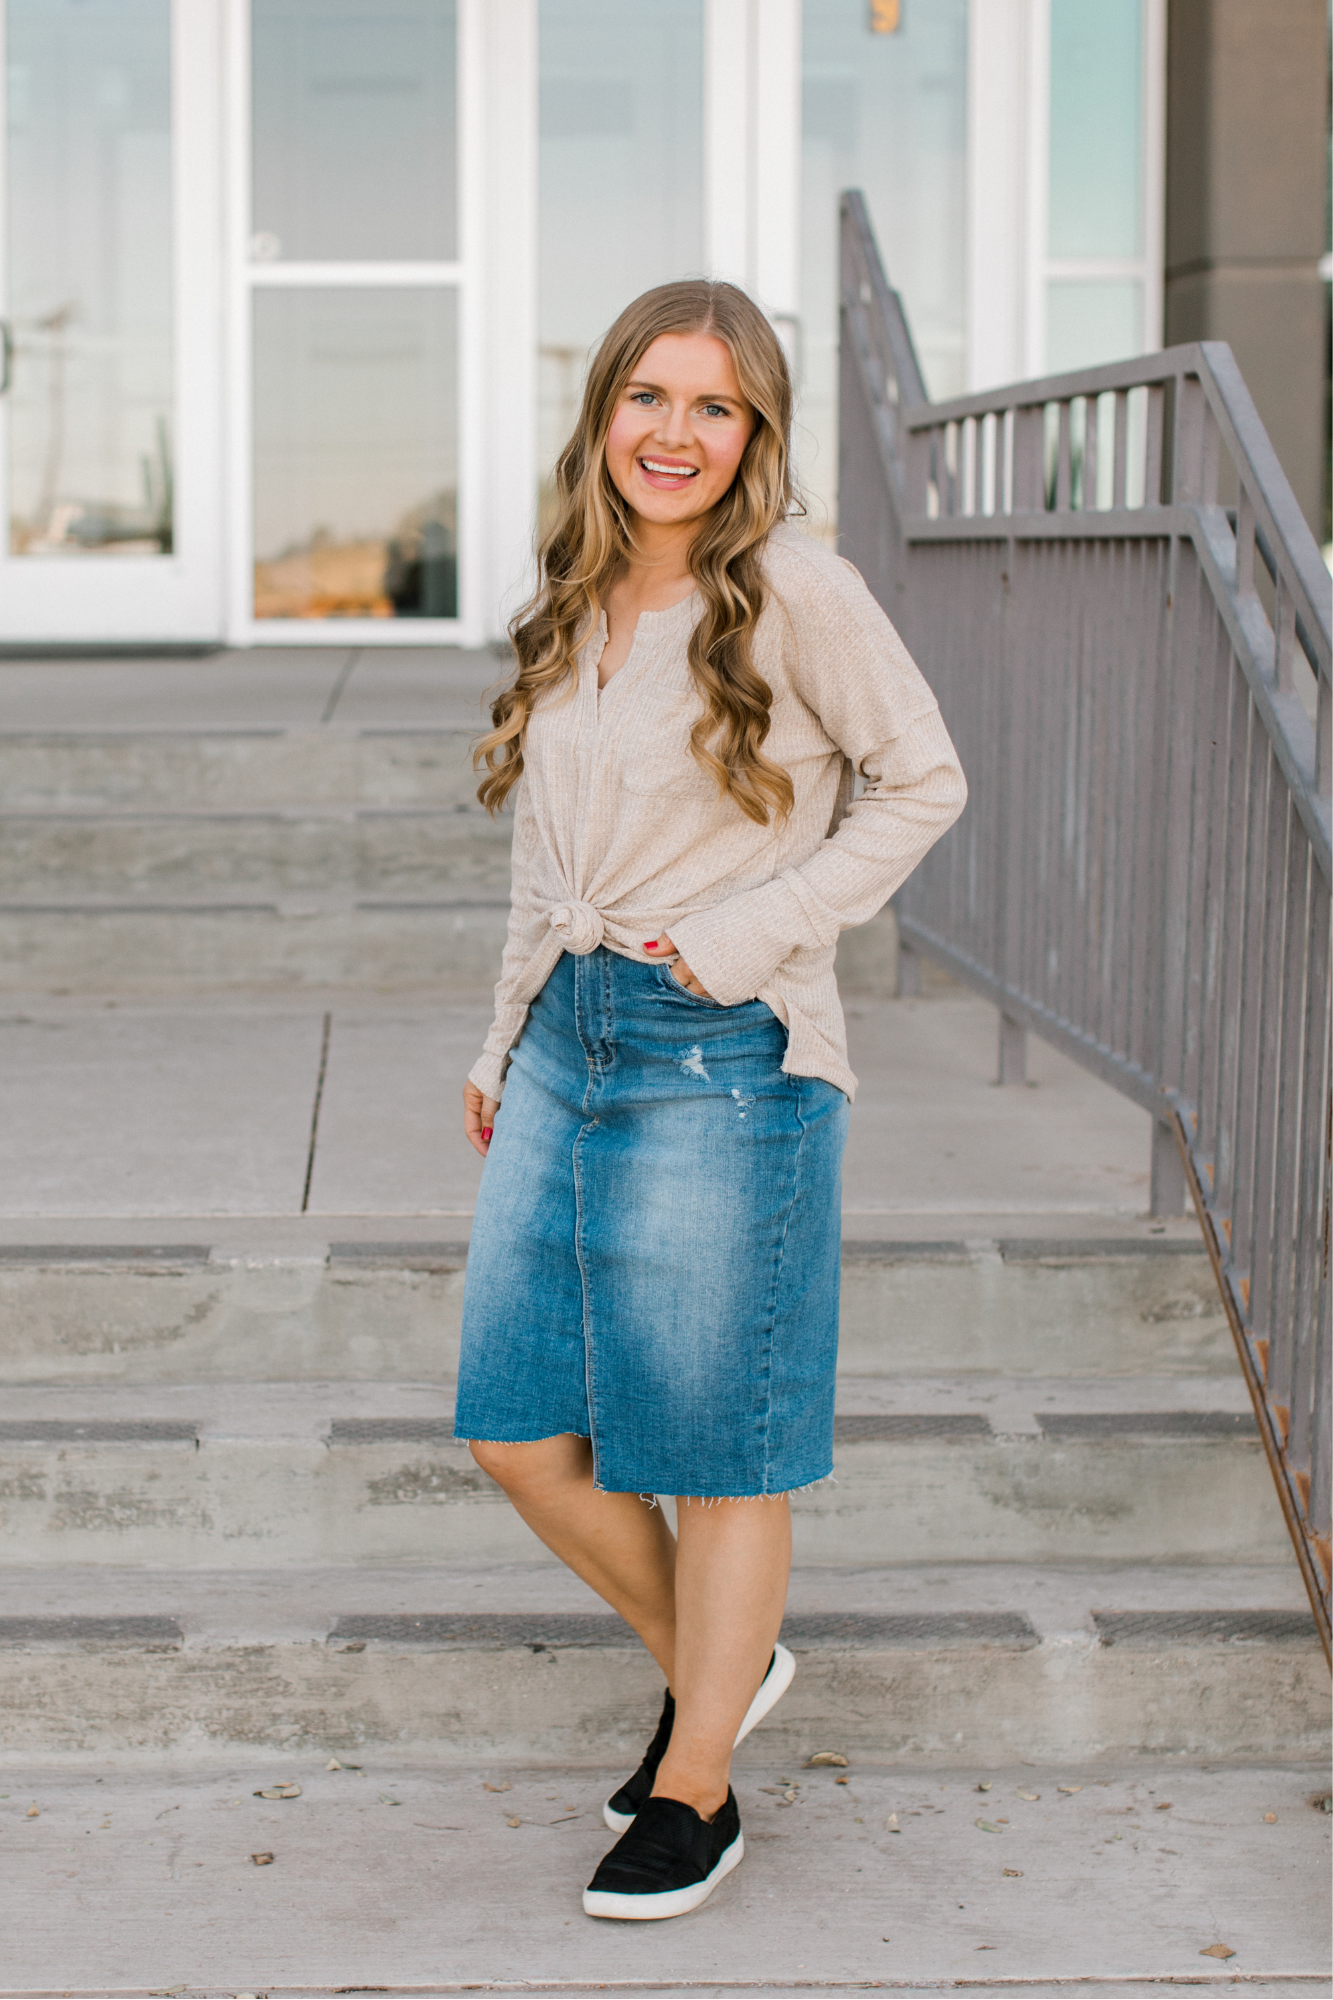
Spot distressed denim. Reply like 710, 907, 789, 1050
455, 947, 848, 1497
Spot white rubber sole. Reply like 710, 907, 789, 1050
582, 1830, 744, 1921
601, 1644, 795, 1833
733, 1640, 795, 1746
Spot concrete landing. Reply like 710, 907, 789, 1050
0, 990, 1158, 1220
2, 1760, 1327, 1994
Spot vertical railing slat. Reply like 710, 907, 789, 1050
1288, 882, 1331, 1481
1228, 714, 1275, 1287
1246, 772, 1294, 1337
1266, 833, 1311, 1419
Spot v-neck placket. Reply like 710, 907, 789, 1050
572, 592, 699, 897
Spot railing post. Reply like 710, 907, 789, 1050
997, 1012, 1027, 1085
1150, 1115, 1187, 1218
896, 937, 921, 997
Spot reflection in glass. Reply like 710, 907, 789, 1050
1048, 0, 1142, 261
1046, 279, 1142, 375
801, 0, 968, 538
252, 0, 457, 263
538, 0, 704, 515
253, 290, 458, 619
4, 0, 173, 558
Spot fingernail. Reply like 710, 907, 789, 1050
644, 939, 658, 949
481, 1126, 492, 1141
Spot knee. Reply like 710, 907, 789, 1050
468, 1438, 524, 1488
468, 1434, 587, 1498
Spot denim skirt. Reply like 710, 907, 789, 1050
454, 947, 849, 1497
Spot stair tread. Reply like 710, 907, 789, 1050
0, 648, 500, 733
0, 1761, 1327, 1991
0, 1560, 1314, 1642
3, 1607, 1321, 1652
0, 1374, 1256, 1437
0, 1212, 1207, 1249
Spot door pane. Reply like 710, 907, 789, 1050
1048, 0, 1142, 261
801, 0, 968, 539
253, 289, 458, 619
538, 0, 704, 514
4, 0, 173, 557
1046, 278, 1143, 374
251, 0, 458, 263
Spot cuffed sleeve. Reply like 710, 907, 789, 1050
669, 710, 965, 1002
666, 541, 966, 1002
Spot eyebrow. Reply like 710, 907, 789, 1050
625, 378, 742, 404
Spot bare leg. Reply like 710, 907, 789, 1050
469, 1435, 678, 1679
651, 1495, 791, 1820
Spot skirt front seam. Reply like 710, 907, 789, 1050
752, 1071, 810, 1496
572, 1108, 603, 1492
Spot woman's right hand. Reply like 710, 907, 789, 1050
464, 1081, 500, 1159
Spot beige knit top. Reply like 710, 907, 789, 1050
469, 522, 966, 1104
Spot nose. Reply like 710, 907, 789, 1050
653, 400, 694, 451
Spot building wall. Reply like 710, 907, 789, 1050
1165, 0, 1329, 535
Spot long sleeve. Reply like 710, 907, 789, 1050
667, 549, 966, 1007
467, 777, 545, 1102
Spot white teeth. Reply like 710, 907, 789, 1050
641, 459, 697, 477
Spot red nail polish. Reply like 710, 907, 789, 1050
481, 1126, 493, 1141
644, 940, 658, 949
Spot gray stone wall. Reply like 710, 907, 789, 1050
1166, 0, 1329, 536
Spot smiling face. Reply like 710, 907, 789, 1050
603, 331, 756, 536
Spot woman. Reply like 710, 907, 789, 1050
458, 280, 965, 1922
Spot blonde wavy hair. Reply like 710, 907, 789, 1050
475, 280, 797, 826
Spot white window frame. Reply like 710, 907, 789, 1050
221, 0, 504, 646
0, 0, 225, 646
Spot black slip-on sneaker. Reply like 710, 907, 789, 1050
603, 1688, 675, 1832
583, 1789, 743, 1921
602, 1643, 794, 1832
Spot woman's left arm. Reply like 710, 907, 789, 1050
665, 549, 967, 1007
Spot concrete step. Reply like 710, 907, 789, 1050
0, 806, 513, 899
0, 726, 484, 810
0, 1379, 1284, 1570
0, 900, 899, 995
0, 1561, 1322, 1766
0, 1234, 1229, 1386
0, 900, 513, 993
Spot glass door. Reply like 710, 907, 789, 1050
537, 0, 705, 533
0, 0, 224, 644
234, 0, 476, 642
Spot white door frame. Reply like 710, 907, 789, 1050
704, 0, 801, 361
0, 0, 225, 646
966, 0, 1166, 392
222, 0, 520, 647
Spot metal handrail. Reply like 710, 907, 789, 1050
839, 190, 1332, 1658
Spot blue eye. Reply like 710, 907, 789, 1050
702, 403, 730, 418
630, 391, 657, 406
